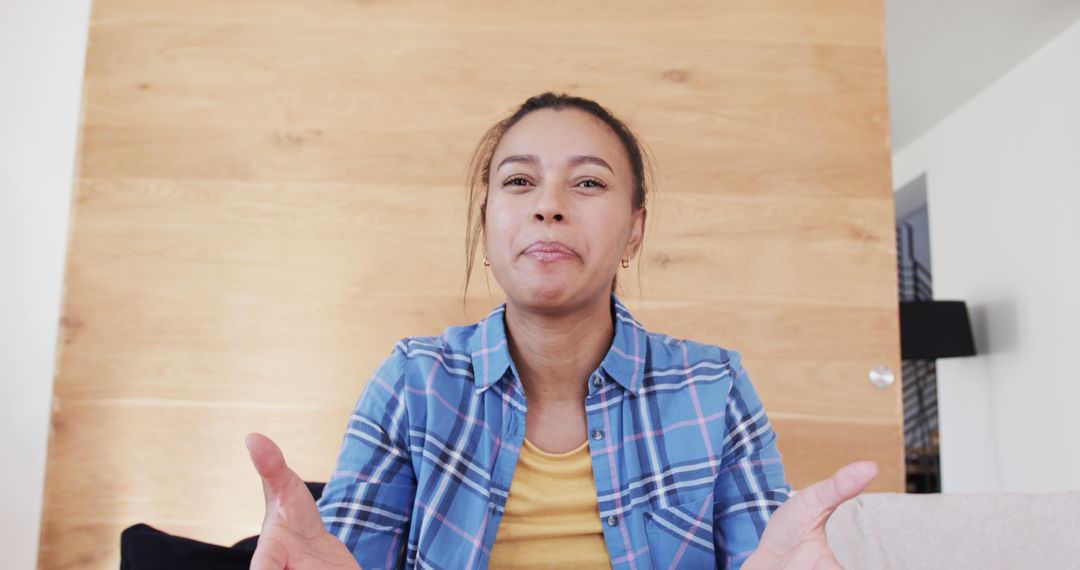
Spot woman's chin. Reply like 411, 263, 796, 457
509, 278, 599, 314
524, 283, 572, 305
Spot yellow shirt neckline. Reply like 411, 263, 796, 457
522, 437, 590, 458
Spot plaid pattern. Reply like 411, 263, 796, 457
317, 294, 790, 569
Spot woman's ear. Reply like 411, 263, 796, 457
626, 207, 647, 259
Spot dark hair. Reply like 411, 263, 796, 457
463, 92, 654, 298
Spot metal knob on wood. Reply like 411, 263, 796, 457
868, 365, 895, 389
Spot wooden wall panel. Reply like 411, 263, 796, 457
41, 0, 901, 567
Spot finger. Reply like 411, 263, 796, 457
799, 460, 878, 524
250, 534, 289, 570
828, 460, 879, 503
812, 557, 843, 570
245, 432, 301, 499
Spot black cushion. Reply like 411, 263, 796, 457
120, 524, 254, 570
120, 481, 326, 569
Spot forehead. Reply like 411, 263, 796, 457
492, 108, 630, 171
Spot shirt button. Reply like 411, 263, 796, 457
607, 516, 619, 527
592, 376, 603, 388
592, 429, 605, 441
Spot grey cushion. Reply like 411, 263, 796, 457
825, 491, 1080, 569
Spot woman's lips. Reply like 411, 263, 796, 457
521, 240, 579, 262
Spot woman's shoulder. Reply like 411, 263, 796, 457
640, 327, 745, 371
636, 326, 749, 396
377, 318, 491, 382
613, 296, 746, 382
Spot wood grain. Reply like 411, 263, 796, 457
41, 0, 900, 567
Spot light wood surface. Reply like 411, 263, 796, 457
41, 0, 901, 567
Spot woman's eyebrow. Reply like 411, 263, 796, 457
567, 154, 615, 175
496, 154, 538, 170
495, 153, 614, 175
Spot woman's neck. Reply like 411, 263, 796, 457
503, 293, 614, 404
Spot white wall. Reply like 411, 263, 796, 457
892, 17, 1080, 493
0, 1, 92, 566
885, 0, 1080, 149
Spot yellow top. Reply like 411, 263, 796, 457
488, 438, 610, 569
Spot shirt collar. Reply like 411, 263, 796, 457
601, 293, 648, 395
471, 293, 647, 395
470, 304, 514, 393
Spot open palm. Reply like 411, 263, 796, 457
245, 433, 361, 570
744, 461, 879, 570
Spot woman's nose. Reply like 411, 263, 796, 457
534, 209, 564, 222
533, 185, 566, 223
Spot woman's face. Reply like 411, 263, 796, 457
484, 108, 645, 313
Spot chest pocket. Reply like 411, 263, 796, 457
643, 491, 716, 569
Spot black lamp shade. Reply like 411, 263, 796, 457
899, 301, 977, 359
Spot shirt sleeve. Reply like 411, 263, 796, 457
712, 350, 792, 570
317, 343, 416, 569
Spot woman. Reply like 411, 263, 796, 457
244, 92, 878, 569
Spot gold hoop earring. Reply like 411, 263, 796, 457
483, 254, 491, 267
621, 258, 630, 269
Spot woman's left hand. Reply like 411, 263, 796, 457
742, 461, 879, 570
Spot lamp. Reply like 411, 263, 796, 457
899, 300, 977, 359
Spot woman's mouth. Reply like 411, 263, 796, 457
521, 240, 579, 262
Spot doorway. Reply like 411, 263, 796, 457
895, 174, 941, 493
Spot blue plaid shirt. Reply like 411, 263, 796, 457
317, 294, 790, 569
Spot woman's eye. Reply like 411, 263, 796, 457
578, 178, 606, 189
504, 176, 531, 187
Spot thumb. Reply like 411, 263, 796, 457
245, 432, 299, 500
800, 460, 879, 527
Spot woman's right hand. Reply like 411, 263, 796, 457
245, 433, 362, 570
